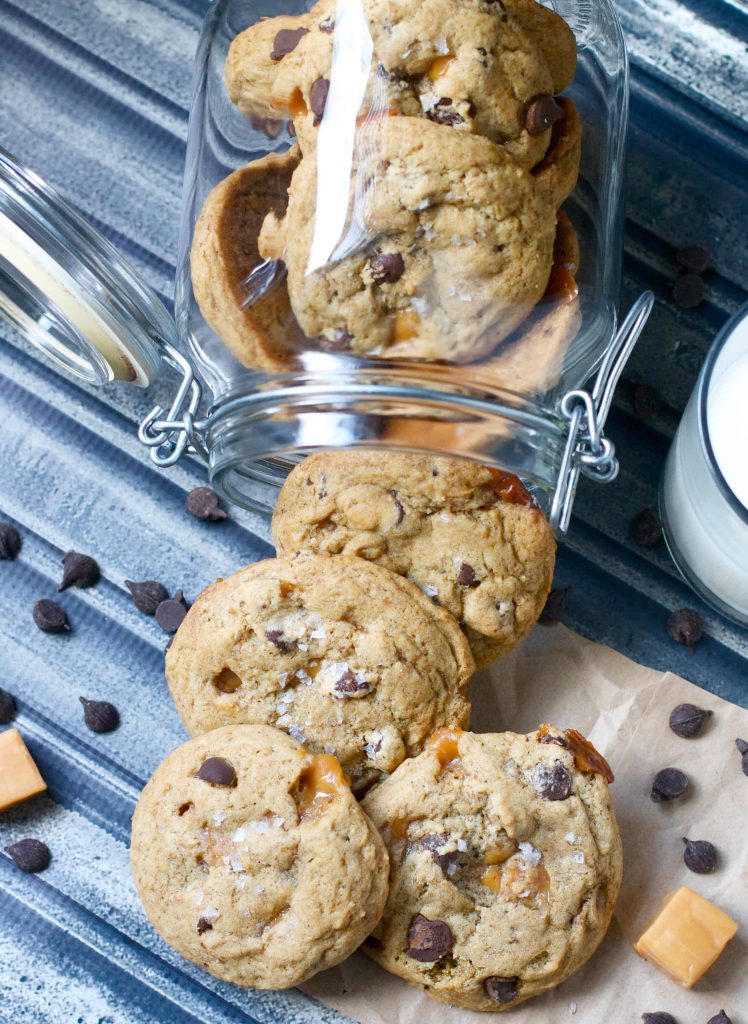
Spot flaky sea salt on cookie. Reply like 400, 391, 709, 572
130, 724, 388, 989
166, 554, 473, 789
272, 452, 556, 668
361, 725, 622, 1011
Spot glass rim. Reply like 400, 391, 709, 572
697, 300, 748, 527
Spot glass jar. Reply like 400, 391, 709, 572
0, 0, 652, 527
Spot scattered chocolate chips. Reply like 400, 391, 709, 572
641, 1014, 677, 1024
539, 586, 570, 624
334, 670, 370, 697
125, 579, 170, 615
676, 245, 711, 275
736, 738, 748, 776
632, 381, 662, 420
155, 591, 188, 634
428, 100, 464, 127
186, 487, 227, 522
193, 757, 237, 787
321, 329, 353, 351
406, 913, 453, 962
673, 273, 707, 309
79, 697, 120, 734
456, 562, 476, 586
683, 837, 718, 874
0, 522, 21, 560
706, 1012, 732, 1024
484, 976, 519, 1005
0, 688, 17, 724
533, 760, 573, 801
651, 767, 689, 803
526, 95, 564, 135
667, 608, 703, 652
319, 15, 335, 33
197, 916, 213, 935
630, 507, 663, 547
391, 491, 405, 525
368, 251, 405, 285
669, 703, 712, 739
59, 550, 100, 591
6, 838, 51, 873
270, 26, 309, 60
33, 599, 70, 634
309, 77, 330, 124
265, 629, 291, 653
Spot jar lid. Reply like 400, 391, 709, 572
0, 147, 175, 387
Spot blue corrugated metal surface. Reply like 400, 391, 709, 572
0, 0, 746, 1020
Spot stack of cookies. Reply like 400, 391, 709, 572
131, 452, 622, 1011
190, 0, 582, 389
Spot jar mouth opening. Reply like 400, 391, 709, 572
203, 375, 567, 517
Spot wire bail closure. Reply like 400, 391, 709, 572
549, 291, 655, 533
138, 340, 207, 466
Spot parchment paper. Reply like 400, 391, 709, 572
304, 624, 747, 1021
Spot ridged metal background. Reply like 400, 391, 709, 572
0, 0, 746, 1020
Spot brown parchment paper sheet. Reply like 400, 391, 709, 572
304, 624, 747, 1022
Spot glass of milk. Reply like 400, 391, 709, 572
662, 303, 748, 624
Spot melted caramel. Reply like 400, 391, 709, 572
427, 55, 455, 81
545, 264, 579, 304
278, 580, 297, 597
487, 468, 536, 507
500, 857, 550, 910
481, 865, 502, 892
295, 754, 348, 821
427, 727, 463, 770
388, 815, 423, 840
393, 310, 420, 342
536, 724, 614, 783
285, 89, 307, 120
483, 838, 518, 865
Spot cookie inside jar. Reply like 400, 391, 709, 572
188, 0, 618, 400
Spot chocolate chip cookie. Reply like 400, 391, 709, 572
131, 724, 388, 988
165, 554, 474, 789
272, 452, 555, 668
190, 147, 304, 370
361, 725, 622, 1010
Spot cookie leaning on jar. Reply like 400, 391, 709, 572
272, 452, 556, 668
165, 553, 474, 791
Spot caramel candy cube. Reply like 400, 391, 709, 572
0, 729, 47, 810
635, 886, 738, 987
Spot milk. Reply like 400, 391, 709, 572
662, 308, 748, 623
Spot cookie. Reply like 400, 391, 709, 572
532, 97, 582, 209
272, 453, 555, 669
190, 147, 304, 370
131, 724, 388, 988
165, 554, 474, 788
259, 116, 558, 361
361, 725, 622, 1010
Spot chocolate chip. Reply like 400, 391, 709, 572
667, 608, 703, 651
321, 329, 353, 351
707, 1012, 732, 1024
0, 522, 21, 560
334, 670, 370, 696
632, 381, 662, 420
270, 27, 309, 60
33, 599, 69, 634
193, 757, 237, 787
406, 914, 453, 962
286, 119, 297, 138
651, 767, 689, 802
456, 562, 476, 586
676, 245, 711, 275
641, 1014, 677, 1024
249, 114, 282, 138
630, 508, 663, 547
125, 579, 169, 615
484, 977, 519, 1005
197, 916, 213, 935
414, 834, 461, 871
736, 738, 748, 777
186, 487, 227, 522
6, 838, 51, 873
533, 760, 573, 801
59, 550, 100, 591
391, 491, 405, 525
376, 62, 399, 81
669, 703, 712, 739
682, 837, 718, 874
369, 251, 405, 284
309, 77, 330, 125
155, 591, 188, 634
538, 730, 570, 749
0, 688, 17, 724
79, 697, 120, 734
673, 273, 707, 309
539, 586, 570, 624
319, 16, 335, 33
526, 95, 564, 135
265, 629, 291, 653
428, 102, 464, 127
